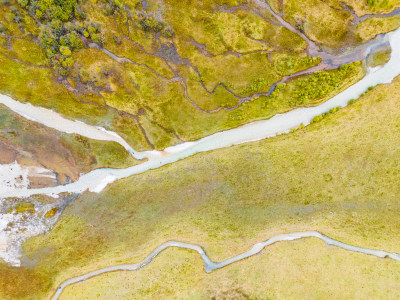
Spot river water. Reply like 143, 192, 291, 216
0, 27, 399, 198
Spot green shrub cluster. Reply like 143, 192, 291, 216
9, 6, 23, 23
240, 77, 269, 95
366, 0, 388, 8
13, 0, 103, 75
13, 202, 35, 214
17, 0, 85, 22
290, 123, 305, 133
39, 20, 102, 75
291, 62, 360, 105
311, 106, 341, 123
348, 98, 356, 104
134, 11, 174, 37
0, 23, 7, 33
275, 56, 319, 74
99, 0, 174, 38
101, 0, 126, 16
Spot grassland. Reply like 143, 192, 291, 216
357, 15, 400, 41
60, 240, 400, 299
0, 74, 397, 299
340, 0, 400, 15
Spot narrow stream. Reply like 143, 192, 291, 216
0, 27, 399, 198
51, 230, 400, 300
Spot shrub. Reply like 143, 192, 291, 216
16, 0, 28, 7
14, 203, 35, 214
132, 10, 173, 37
366, 0, 387, 7
311, 107, 341, 124
39, 19, 102, 75
0, 24, 7, 33
240, 78, 269, 95
60, 46, 72, 56
329, 107, 340, 114
311, 114, 325, 123
45, 208, 58, 218
292, 62, 359, 105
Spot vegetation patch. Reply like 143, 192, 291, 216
311, 107, 341, 123
367, 48, 392, 67
44, 208, 58, 218
14, 203, 35, 214
40, 20, 102, 75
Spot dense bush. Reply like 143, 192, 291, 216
366, 0, 388, 8
311, 107, 341, 123
275, 55, 319, 75
17, 0, 84, 22
240, 77, 269, 95
0, 23, 7, 33
40, 20, 102, 75
291, 62, 360, 105
9, 6, 23, 23
134, 11, 173, 37
12, 0, 104, 75
348, 98, 356, 105
99, 0, 174, 38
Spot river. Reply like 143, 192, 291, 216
0, 27, 399, 199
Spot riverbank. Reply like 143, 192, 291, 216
1, 26, 399, 200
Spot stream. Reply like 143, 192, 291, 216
0, 26, 399, 199
51, 230, 400, 300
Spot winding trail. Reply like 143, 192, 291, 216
51, 230, 400, 300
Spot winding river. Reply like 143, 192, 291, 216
0, 26, 400, 198
51, 231, 400, 300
